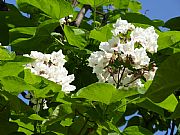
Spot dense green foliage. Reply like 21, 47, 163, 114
0, 0, 180, 135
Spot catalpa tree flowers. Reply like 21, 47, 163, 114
88, 18, 158, 89
24, 50, 76, 93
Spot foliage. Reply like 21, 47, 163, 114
0, 0, 180, 135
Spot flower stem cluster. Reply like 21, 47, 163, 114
24, 50, 76, 93
88, 18, 158, 89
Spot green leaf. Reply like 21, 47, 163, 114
0, 4, 35, 45
128, 0, 142, 13
123, 126, 153, 135
1, 76, 37, 94
0, 62, 24, 77
17, 0, 73, 19
64, 25, 87, 49
24, 69, 62, 98
60, 118, 73, 127
145, 53, 180, 102
155, 94, 178, 112
113, 0, 130, 9
9, 27, 36, 43
76, 83, 139, 105
136, 99, 164, 116
28, 114, 45, 121
158, 31, 180, 50
171, 102, 180, 119
11, 19, 59, 53
10, 119, 34, 135
89, 24, 113, 42
78, 0, 113, 7
43, 104, 73, 126
121, 13, 160, 29
164, 17, 180, 31
76, 83, 116, 105
0, 46, 15, 60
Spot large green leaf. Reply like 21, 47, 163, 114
0, 62, 24, 77
89, 24, 113, 42
164, 17, 180, 31
24, 69, 62, 98
64, 25, 87, 49
78, 0, 113, 7
121, 13, 160, 29
123, 126, 153, 135
171, 102, 180, 119
0, 4, 34, 45
9, 27, 36, 43
113, 0, 130, 9
11, 19, 59, 53
17, 0, 73, 19
1, 76, 37, 94
155, 94, 178, 112
136, 99, 164, 116
76, 83, 139, 105
43, 104, 73, 126
136, 94, 178, 116
128, 0, 142, 13
158, 31, 180, 50
145, 53, 180, 102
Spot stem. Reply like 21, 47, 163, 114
34, 120, 37, 134
93, 4, 96, 28
124, 74, 142, 87
114, 96, 140, 111
170, 120, 175, 135
116, 67, 125, 89
78, 118, 88, 135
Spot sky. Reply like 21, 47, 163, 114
139, 0, 180, 21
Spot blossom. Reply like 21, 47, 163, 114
59, 15, 73, 25
24, 50, 76, 93
88, 18, 158, 89
111, 18, 135, 36
130, 26, 158, 53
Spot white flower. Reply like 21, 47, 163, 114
43, 99, 48, 110
144, 67, 158, 81
131, 26, 158, 53
99, 37, 120, 53
111, 18, 135, 36
24, 50, 76, 93
88, 17, 159, 89
118, 41, 134, 55
133, 48, 150, 68
59, 15, 73, 25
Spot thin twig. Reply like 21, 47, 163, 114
116, 67, 125, 89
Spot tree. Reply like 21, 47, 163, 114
0, 0, 180, 135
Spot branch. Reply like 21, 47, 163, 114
72, 0, 78, 7
71, 5, 90, 27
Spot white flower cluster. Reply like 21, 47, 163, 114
60, 15, 73, 25
88, 18, 158, 89
24, 50, 76, 93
